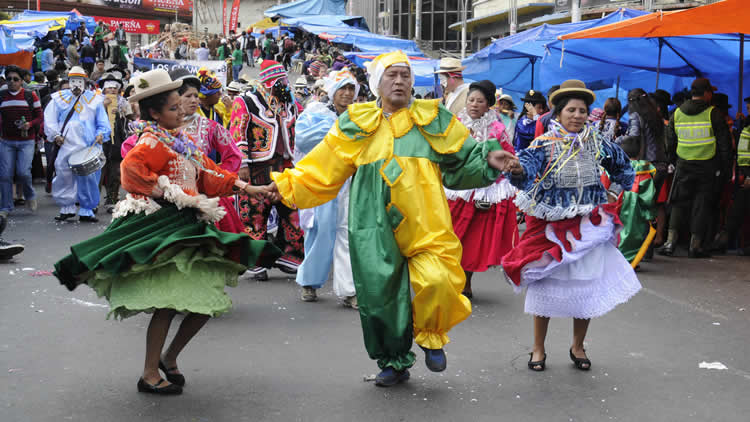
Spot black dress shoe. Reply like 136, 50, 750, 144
79, 215, 99, 223
657, 242, 675, 256
137, 377, 182, 395
54, 213, 76, 221
159, 360, 186, 386
688, 248, 711, 258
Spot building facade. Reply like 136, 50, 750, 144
350, 0, 471, 55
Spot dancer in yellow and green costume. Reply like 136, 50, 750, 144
269, 51, 512, 386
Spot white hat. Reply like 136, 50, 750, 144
221, 38, 227, 43
227, 80, 244, 92
294, 76, 307, 88
68, 66, 88, 79
128, 69, 183, 102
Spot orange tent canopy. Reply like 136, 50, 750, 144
559, 0, 750, 40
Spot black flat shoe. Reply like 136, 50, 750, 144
54, 213, 76, 221
159, 360, 186, 386
137, 377, 182, 395
528, 352, 547, 371
79, 215, 99, 223
569, 348, 591, 371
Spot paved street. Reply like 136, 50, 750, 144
1, 188, 749, 421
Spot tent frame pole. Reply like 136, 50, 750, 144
740, 34, 745, 111
531, 58, 535, 90
655, 38, 662, 90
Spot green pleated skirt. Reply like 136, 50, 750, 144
54, 204, 281, 319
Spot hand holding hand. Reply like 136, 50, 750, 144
487, 150, 523, 174
238, 166, 250, 182
266, 182, 282, 203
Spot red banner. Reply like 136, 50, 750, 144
222, 0, 227, 35
93, 17, 161, 34
228, 0, 241, 35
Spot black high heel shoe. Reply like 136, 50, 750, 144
569, 348, 591, 371
528, 352, 547, 371
137, 377, 182, 395
159, 360, 186, 386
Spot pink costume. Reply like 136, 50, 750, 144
122, 115, 245, 233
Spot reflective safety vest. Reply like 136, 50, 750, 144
738, 126, 750, 167
674, 106, 716, 161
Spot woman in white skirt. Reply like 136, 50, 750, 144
496, 80, 641, 371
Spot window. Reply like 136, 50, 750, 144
434, 0, 445, 12
421, 14, 432, 41
400, 15, 409, 38
434, 12, 445, 41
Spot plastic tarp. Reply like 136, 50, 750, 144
343, 52, 438, 87
463, 8, 648, 97
285, 20, 420, 54
281, 15, 369, 31
559, 0, 750, 39
12, 10, 96, 34
543, 0, 750, 110
265, 0, 347, 19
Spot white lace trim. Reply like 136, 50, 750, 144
444, 178, 516, 203
514, 190, 596, 221
112, 176, 227, 223
112, 194, 162, 219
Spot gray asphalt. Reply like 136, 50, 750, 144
1, 185, 749, 422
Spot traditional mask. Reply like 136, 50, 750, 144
69, 77, 85, 95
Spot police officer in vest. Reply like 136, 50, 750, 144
713, 95, 750, 253
661, 77, 732, 258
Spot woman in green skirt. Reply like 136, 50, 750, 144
54, 69, 279, 395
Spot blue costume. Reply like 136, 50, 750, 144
44, 89, 110, 217
293, 71, 357, 300
513, 114, 538, 151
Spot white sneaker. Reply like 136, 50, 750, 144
26, 199, 38, 212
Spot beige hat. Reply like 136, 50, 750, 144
548, 79, 596, 106
128, 69, 183, 102
434, 57, 466, 74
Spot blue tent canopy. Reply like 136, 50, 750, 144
542, 33, 750, 111
265, 0, 347, 19
343, 52, 438, 87
282, 15, 369, 31
12, 10, 96, 34
286, 20, 421, 55
463, 8, 648, 95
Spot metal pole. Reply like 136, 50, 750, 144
740, 34, 745, 111
415, 0, 422, 43
616, 75, 621, 101
655, 38, 663, 90
461, 0, 468, 59
531, 59, 535, 90
571, 0, 581, 23
510, 0, 517, 35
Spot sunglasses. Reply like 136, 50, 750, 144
7, 76, 22, 82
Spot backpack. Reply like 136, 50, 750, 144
269, 42, 279, 56
284, 38, 294, 51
